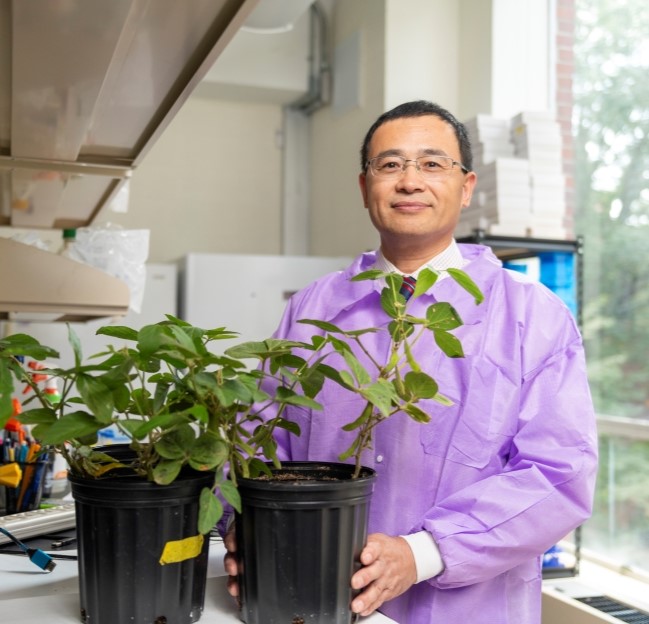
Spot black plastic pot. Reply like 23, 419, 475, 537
69, 446, 213, 624
236, 462, 376, 624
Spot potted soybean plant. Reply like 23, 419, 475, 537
232, 267, 484, 624
0, 316, 329, 624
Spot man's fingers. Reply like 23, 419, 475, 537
224, 525, 236, 552
350, 533, 418, 616
227, 574, 240, 598
224, 551, 238, 576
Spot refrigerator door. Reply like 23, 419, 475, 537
179, 253, 352, 343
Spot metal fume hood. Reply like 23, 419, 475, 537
0, 0, 257, 321
0, 236, 130, 322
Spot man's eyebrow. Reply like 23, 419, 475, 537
421, 148, 451, 157
371, 147, 451, 158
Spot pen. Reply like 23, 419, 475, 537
18, 442, 28, 463
26, 442, 41, 463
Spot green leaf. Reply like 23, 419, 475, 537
204, 327, 239, 341
184, 403, 209, 424
223, 341, 266, 359
96, 325, 139, 341
109, 384, 129, 414
404, 371, 439, 399
433, 330, 465, 358
275, 387, 322, 410
153, 459, 183, 485
219, 480, 242, 514
297, 319, 343, 333
350, 269, 385, 282
341, 402, 373, 431
380, 285, 399, 318
17, 407, 57, 425
385, 273, 402, 293
404, 404, 432, 423
432, 392, 454, 406
342, 350, 372, 386
403, 339, 421, 373
388, 320, 415, 342
213, 377, 256, 407
155, 424, 196, 459
137, 324, 167, 358
309, 335, 326, 350
317, 364, 345, 385
247, 458, 273, 478
76, 374, 115, 423
168, 324, 199, 356
296, 366, 325, 399
198, 487, 223, 535
329, 336, 352, 355
130, 412, 184, 439
67, 325, 83, 368
338, 437, 360, 462
338, 370, 356, 388
447, 268, 484, 304
38, 411, 104, 445
152, 382, 170, 413
0, 360, 13, 427
412, 268, 438, 298
425, 302, 463, 330
0, 333, 60, 360
188, 435, 228, 472
359, 379, 397, 418
275, 418, 301, 436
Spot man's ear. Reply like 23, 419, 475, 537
358, 172, 369, 208
461, 171, 478, 208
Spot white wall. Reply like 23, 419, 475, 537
96, 97, 285, 263
491, 0, 552, 117
457, 0, 552, 120
384, 0, 460, 112
457, 0, 494, 122
308, 0, 387, 257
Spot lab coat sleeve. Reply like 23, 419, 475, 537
424, 337, 598, 589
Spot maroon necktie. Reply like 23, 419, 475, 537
399, 275, 417, 301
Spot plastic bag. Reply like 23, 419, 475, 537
67, 224, 150, 313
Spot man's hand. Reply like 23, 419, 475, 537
223, 523, 240, 603
350, 533, 417, 616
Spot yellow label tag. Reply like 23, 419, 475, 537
159, 534, 204, 565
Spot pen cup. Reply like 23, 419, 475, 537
1, 455, 49, 515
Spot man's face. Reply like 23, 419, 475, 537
358, 115, 476, 255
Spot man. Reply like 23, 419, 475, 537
225, 100, 598, 623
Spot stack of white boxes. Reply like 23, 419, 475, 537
510, 112, 567, 238
458, 111, 567, 239
457, 115, 528, 237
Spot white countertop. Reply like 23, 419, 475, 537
0, 540, 396, 623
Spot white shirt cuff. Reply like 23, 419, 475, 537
400, 531, 444, 583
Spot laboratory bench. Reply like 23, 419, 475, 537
0, 537, 395, 623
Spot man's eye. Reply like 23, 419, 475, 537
421, 158, 443, 169
380, 159, 402, 170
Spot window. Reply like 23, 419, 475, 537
574, 0, 649, 575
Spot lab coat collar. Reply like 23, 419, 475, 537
316, 245, 501, 326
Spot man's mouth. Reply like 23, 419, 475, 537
392, 201, 429, 212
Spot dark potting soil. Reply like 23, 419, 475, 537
254, 470, 340, 482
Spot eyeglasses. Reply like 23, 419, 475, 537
366, 155, 469, 178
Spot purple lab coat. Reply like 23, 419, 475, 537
270, 244, 598, 624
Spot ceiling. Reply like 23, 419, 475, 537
0, 0, 258, 230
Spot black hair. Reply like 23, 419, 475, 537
359, 100, 473, 172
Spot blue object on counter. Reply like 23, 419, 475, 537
542, 544, 566, 569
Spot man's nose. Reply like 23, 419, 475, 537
396, 161, 426, 190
